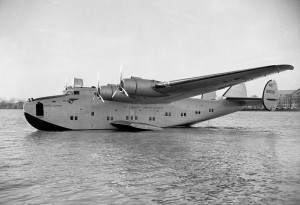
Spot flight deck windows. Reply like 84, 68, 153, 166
73, 91, 80, 95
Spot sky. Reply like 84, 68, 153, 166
0, 0, 299, 100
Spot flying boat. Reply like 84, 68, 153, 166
23, 64, 294, 131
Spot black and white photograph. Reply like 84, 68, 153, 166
1, 0, 300, 204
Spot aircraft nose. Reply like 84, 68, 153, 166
23, 101, 36, 116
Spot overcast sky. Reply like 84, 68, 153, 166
0, 0, 299, 99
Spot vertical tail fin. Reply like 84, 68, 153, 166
202, 91, 217, 100
223, 83, 247, 97
262, 80, 278, 111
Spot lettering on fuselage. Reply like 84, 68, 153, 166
122, 106, 163, 109
44, 105, 62, 107
266, 89, 275, 94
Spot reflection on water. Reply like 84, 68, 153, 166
0, 110, 300, 204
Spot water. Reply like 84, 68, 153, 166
1, 110, 300, 204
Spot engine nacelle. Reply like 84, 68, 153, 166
99, 85, 114, 100
122, 77, 166, 97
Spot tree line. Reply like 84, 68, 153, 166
0, 98, 25, 109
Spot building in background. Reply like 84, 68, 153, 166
278, 88, 300, 109
244, 88, 300, 110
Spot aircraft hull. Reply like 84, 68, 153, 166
23, 95, 244, 131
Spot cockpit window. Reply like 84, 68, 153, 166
65, 91, 72, 95
74, 91, 80, 95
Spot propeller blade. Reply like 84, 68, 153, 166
98, 95, 104, 102
112, 89, 118, 98
97, 72, 100, 89
93, 91, 97, 100
120, 64, 123, 83
111, 64, 130, 98
92, 73, 104, 102
121, 87, 129, 97
65, 77, 68, 88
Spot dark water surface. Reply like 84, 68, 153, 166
1, 110, 300, 204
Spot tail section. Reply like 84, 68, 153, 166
202, 91, 217, 100
224, 80, 279, 111
223, 83, 247, 98
262, 80, 278, 111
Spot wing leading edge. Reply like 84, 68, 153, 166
150, 64, 293, 103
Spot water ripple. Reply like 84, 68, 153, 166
0, 110, 300, 204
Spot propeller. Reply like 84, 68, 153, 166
65, 77, 68, 88
112, 64, 129, 98
93, 72, 104, 102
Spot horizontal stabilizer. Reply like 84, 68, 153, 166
225, 80, 279, 111
111, 121, 163, 131
225, 97, 261, 102
225, 97, 263, 107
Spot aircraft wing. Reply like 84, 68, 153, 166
150, 64, 293, 103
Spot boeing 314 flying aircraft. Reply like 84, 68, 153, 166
24, 64, 294, 131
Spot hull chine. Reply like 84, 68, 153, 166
24, 112, 71, 131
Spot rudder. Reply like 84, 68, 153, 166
262, 80, 278, 111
